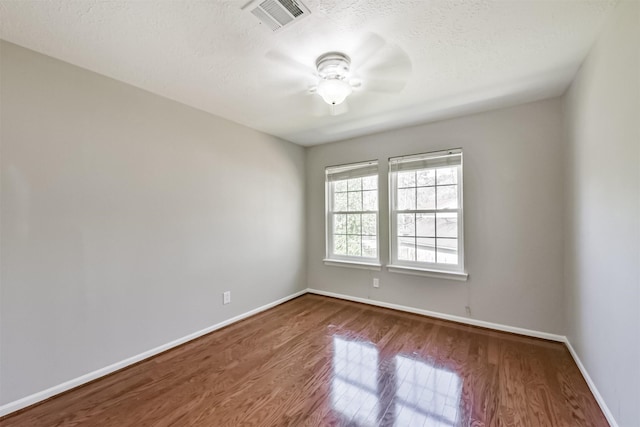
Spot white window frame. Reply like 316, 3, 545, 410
388, 149, 467, 279
325, 160, 381, 269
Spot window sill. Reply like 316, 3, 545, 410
323, 259, 382, 271
387, 265, 468, 281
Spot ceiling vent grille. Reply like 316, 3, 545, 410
244, 0, 310, 32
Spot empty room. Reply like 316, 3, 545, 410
0, 0, 638, 426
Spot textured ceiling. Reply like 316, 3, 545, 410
0, 0, 617, 145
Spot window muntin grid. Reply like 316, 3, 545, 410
327, 173, 379, 262
390, 151, 463, 272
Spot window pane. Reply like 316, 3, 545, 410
347, 235, 362, 256
387, 154, 462, 270
326, 162, 381, 262
363, 190, 378, 211
436, 167, 458, 185
362, 237, 377, 258
348, 191, 362, 211
398, 171, 416, 188
398, 214, 415, 236
436, 213, 458, 238
334, 180, 348, 192
334, 192, 347, 211
362, 214, 377, 236
334, 214, 346, 234
417, 169, 435, 186
436, 185, 458, 209
397, 188, 416, 210
416, 213, 435, 237
417, 238, 436, 262
417, 187, 435, 210
436, 238, 458, 264
362, 175, 377, 190
347, 214, 361, 234
398, 237, 416, 261
348, 178, 362, 191
333, 235, 346, 255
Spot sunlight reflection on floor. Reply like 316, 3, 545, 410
330, 335, 462, 427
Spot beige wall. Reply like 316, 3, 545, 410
306, 98, 565, 335
563, 1, 640, 425
0, 41, 306, 405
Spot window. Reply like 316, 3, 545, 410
389, 149, 465, 275
325, 161, 379, 266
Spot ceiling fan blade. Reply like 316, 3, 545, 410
329, 100, 349, 116
265, 49, 315, 76
350, 33, 386, 71
365, 79, 408, 93
310, 95, 329, 117
269, 80, 310, 96
360, 47, 412, 81
281, 92, 326, 117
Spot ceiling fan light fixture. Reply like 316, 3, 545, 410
316, 78, 352, 105
314, 52, 353, 106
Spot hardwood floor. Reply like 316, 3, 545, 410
0, 294, 608, 426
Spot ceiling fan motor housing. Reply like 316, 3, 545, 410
316, 52, 351, 80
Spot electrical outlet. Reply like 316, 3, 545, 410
223, 291, 231, 305
465, 305, 471, 316
373, 278, 380, 288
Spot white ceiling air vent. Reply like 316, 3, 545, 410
243, 0, 311, 32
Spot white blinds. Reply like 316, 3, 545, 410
326, 160, 378, 182
389, 149, 462, 173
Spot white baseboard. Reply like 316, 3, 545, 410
0, 289, 307, 418
564, 340, 618, 427
307, 288, 565, 342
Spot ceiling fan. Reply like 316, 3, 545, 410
313, 52, 357, 106
266, 33, 412, 116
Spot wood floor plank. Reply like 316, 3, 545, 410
0, 294, 609, 426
